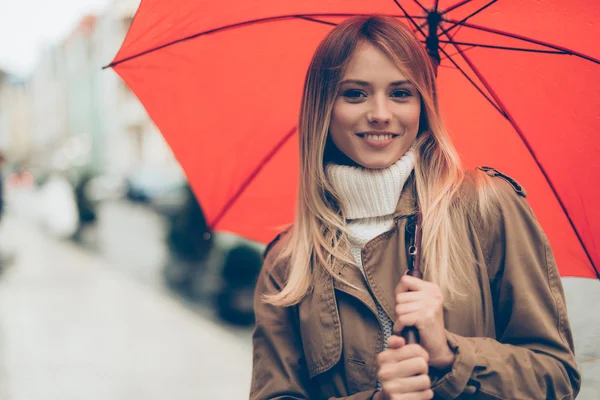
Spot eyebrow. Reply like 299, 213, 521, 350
339, 79, 413, 87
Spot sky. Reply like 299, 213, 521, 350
0, 0, 111, 76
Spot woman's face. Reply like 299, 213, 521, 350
329, 41, 422, 169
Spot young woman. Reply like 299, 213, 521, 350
250, 15, 580, 400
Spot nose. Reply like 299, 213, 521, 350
367, 96, 392, 124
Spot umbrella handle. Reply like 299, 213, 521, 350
401, 326, 420, 345
400, 216, 423, 345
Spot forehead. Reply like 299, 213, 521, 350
342, 41, 408, 82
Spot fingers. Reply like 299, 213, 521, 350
395, 275, 428, 295
378, 357, 429, 384
387, 335, 406, 349
396, 291, 425, 304
377, 344, 433, 400
393, 311, 422, 334
395, 300, 424, 316
388, 390, 434, 400
379, 374, 432, 395
377, 344, 429, 370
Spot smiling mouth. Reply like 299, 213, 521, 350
357, 133, 400, 141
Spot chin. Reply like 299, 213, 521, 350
357, 157, 397, 170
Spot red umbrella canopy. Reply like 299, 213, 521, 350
109, 0, 600, 279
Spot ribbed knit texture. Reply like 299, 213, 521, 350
326, 149, 416, 220
326, 148, 416, 361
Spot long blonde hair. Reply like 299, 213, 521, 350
264, 15, 497, 307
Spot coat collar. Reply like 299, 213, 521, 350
393, 171, 418, 219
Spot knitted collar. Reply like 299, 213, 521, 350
326, 147, 416, 220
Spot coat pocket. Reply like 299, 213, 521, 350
337, 290, 382, 393
298, 270, 342, 378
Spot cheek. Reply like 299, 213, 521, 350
399, 104, 422, 131
331, 104, 358, 132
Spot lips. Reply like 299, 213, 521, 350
356, 131, 400, 139
359, 133, 395, 141
356, 132, 399, 149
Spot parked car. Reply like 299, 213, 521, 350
162, 184, 213, 295
161, 184, 264, 326
125, 166, 186, 204
215, 240, 264, 325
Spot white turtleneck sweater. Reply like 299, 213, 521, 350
326, 148, 416, 352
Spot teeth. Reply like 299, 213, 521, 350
365, 134, 393, 141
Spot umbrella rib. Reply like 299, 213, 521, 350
105, 13, 416, 68
442, 0, 475, 15
296, 15, 426, 28
440, 0, 498, 36
210, 127, 297, 230
439, 44, 478, 61
574, 188, 600, 271
442, 19, 600, 65
443, 34, 600, 279
437, 40, 566, 54
437, 46, 504, 115
392, 0, 429, 40
295, 16, 337, 27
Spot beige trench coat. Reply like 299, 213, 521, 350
250, 168, 581, 399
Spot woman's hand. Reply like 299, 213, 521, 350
393, 275, 455, 370
375, 335, 433, 400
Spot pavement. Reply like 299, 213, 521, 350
0, 215, 252, 400
0, 197, 598, 399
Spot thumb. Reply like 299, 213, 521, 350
386, 335, 405, 349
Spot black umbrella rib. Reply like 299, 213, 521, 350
436, 45, 503, 115
437, 41, 567, 54
442, 19, 600, 65
296, 15, 426, 28
417, 0, 493, 51
105, 13, 410, 69
414, 0, 477, 41
438, 43, 478, 62
443, 33, 600, 279
296, 16, 337, 27
440, 0, 498, 36
211, 126, 297, 230
393, 0, 429, 40
442, 0, 475, 15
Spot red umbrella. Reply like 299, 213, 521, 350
106, 0, 600, 279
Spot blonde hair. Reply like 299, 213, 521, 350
264, 15, 497, 307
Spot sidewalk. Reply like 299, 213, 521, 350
563, 277, 600, 399
0, 216, 252, 400
0, 210, 598, 399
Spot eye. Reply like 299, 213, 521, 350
342, 89, 366, 99
391, 90, 412, 98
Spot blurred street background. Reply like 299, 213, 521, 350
0, 0, 598, 399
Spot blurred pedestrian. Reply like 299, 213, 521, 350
0, 152, 15, 270
71, 171, 98, 243
0, 152, 5, 224
250, 15, 580, 399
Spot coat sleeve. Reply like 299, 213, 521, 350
250, 258, 311, 400
431, 178, 581, 400
250, 243, 379, 400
